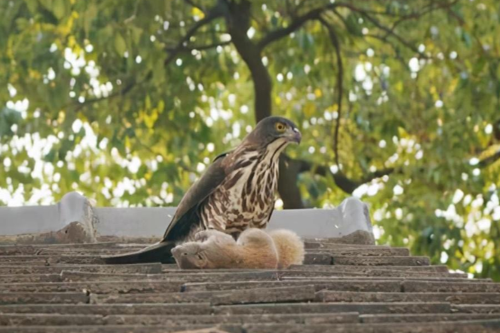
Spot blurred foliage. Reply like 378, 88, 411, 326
0, 0, 499, 280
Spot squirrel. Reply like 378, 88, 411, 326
171, 228, 304, 269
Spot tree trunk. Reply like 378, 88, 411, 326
225, 0, 304, 208
225, 0, 272, 122
279, 156, 305, 209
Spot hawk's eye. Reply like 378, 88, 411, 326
275, 122, 286, 132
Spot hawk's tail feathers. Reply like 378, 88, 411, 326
102, 241, 176, 264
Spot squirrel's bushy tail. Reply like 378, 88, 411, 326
268, 229, 305, 268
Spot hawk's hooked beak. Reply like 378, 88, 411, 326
285, 127, 302, 144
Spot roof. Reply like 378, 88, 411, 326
1, 238, 500, 333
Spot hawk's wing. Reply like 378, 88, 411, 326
102, 151, 232, 264
161, 151, 230, 242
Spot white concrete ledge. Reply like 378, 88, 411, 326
0, 192, 373, 242
95, 207, 177, 238
0, 192, 95, 235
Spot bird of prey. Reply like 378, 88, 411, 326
103, 116, 301, 264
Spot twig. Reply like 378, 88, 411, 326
165, 40, 231, 52
69, 80, 137, 112
478, 149, 500, 168
257, 1, 456, 53
385, 0, 459, 35
359, 13, 426, 57
371, 0, 459, 55
124, 0, 141, 24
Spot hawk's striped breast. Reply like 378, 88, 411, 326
197, 138, 288, 237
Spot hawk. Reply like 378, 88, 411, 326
103, 116, 301, 264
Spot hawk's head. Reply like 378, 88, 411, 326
247, 116, 301, 147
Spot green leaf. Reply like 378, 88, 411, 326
345, 13, 363, 36
461, 31, 472, 48
25, 0, 39, 13
114, 32, 127, 56
84, 4, 97, 37
130, 26, 143, 45
52, 0, 66, 20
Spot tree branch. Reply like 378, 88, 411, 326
478, 149, 500, 168
257, 1, 457, 54
295, 141, 500, 195
163, 5, 225, 66
382, 0, 459, 37
225, 0, 272, 122
257, 6, 328, 50
296, 157, 394, 194
333, 1, 457, 58
359, 13, 426, 57
279, 156, 305, 208
359, 168, 395, 183
354, 1, 456, 58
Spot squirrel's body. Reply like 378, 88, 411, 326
171, 228, 304, 269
